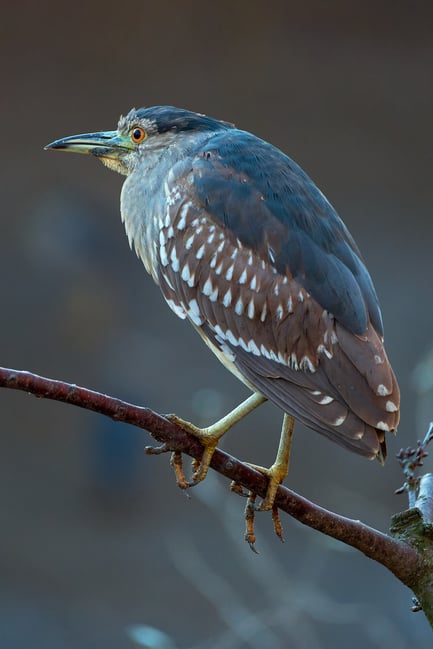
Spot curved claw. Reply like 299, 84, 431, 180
247, 462, 288, 511
190, 440, 219, 484
165, 394, 268, 494
165, 414, 220, 487
245, 494, 259, 553
170, 451, 189, 489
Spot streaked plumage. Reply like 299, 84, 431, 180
46, 105, 399, 483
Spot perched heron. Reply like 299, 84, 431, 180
46, 106, 400, 510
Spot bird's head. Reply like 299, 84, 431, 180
45, 106, 234, 175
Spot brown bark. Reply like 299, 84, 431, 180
0, 366, 432, 628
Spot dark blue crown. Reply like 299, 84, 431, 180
131, 105, 234, 134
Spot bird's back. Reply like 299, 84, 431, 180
120, 113, 399, 460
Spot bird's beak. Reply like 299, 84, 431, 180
44, 130, 130, 156
45, 130, 133, 174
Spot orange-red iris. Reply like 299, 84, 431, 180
131, 127, 146, 143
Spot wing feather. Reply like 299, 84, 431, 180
153, 136, 399, 460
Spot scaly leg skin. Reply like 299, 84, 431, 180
248, 413, 295, 510
244, 414, 295, 546
245, 494, 258, 552
166, 392, 267, 488
170, 451, 189, 490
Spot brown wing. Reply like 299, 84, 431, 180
152, 164, 399, 461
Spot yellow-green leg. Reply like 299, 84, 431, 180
249, 413, 295, 510
168, 392, 267, 485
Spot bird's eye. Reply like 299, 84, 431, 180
131, 127, 146, 143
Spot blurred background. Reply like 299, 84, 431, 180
1, 1, 433, 647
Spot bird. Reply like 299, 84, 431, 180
45, 105, 400, 510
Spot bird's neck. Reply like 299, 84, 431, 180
119, 131, 209, 281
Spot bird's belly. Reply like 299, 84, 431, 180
192, 321, 259, 394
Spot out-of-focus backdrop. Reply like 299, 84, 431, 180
1, 2, 433, 647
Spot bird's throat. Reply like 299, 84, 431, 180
99, 156, 129, 175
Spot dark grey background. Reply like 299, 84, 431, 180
1, 2, 432, 647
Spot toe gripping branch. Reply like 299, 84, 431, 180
145, 434, 285, 551
145, 398, 291, 550
231, 483, 284, 551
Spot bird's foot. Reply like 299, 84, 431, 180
245, 493, 259, 552
236, 413, 293, 548
145, 442, 192, 491
165, 414, 222, 488
230, 462, 287, 512
246, 461, 288, 511
231, 461, 287, 549
241, 491, 283, 551
169, 450, 190, 490
163, 394, 267, 493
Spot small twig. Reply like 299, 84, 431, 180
395, 423, 433, 507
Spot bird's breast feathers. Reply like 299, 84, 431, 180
121, 125, 399, 457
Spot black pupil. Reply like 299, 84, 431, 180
133, 128, 142, 141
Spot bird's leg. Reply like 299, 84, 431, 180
248, 413, 295, 511
167, 392, 267, 487
239, 414, 294, 548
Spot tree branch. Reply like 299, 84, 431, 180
0, 366, 430, 626
416, 473, 433, 525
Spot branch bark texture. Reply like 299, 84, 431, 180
0, 366, 432, 627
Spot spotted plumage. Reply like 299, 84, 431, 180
123, 110, 396, 461
46, 105, 400, 472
